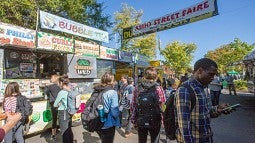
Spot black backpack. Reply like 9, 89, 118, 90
136, 84, 161, 128
16, 94, 33, 125
81, 86, 111, 132
163, 83, 196, 140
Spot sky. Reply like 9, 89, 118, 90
98, 0, 255, 64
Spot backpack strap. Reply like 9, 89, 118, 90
181, 84, 196, 111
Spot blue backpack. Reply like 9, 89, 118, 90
67, 89, 81, 115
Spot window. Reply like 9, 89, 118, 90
4, 49, 65, 79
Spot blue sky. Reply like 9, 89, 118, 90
98, 0, 255, 64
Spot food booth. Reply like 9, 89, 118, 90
115, 51, 133, 81
243, 50, 255, 93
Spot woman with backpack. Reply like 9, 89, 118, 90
54, 75, 74, 143
95, 72, 120, 143
131, 66, 166, 143
3, 82, 25, 143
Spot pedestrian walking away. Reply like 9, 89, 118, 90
209, 74, 222, 106
225, 73, 237, 96
95, 72, 120, 143
131, 66, 166, 143
54, 75, 74, 143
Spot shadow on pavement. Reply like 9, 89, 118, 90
82, 132, 100, 143
116, 127, 125, 137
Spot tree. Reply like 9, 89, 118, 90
113, 3, 157, 59
0, 0, 111, 33
161, 41, 197, 75
205, 38, 254, 73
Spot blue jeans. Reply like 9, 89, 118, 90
4, 122, 24, 143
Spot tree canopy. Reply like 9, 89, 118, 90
161, 41, 197, 75
0, 0, 111, 31
205, 38, 254, 73
113, 3, 157, 59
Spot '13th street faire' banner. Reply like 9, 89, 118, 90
40, 11, 109, 43
123, 0, 218, 39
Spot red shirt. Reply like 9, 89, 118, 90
0, 128, 5, 142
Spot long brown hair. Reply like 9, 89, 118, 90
3, 82, 20, 108
4, 82, 20, 97
100, 72, 115, 87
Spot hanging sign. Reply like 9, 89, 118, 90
37, 31, 74, 53
136, 54, 150, 67
74, 40, 100, 57
67, 55, 97, 78
118, 51, 133, 63
40, 11, 109, 43
99, 46, 118, 60
0, 22, 35, 48
123, 0, 218, 39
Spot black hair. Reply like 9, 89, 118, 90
194, 58, 218, 72
59, 74, 69, 85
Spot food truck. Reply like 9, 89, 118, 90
0, 22, 120, 135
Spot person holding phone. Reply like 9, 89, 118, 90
175, 58, 232, 143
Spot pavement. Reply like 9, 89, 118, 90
25, 124, 177, 143
25, 89, 255, 143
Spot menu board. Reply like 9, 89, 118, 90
74, 40, 100, 57
0, 79, 41, 102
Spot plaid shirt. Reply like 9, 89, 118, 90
175, 79, 218, 143
131, 83, 166, 125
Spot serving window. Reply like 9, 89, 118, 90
4, 49, 65, 79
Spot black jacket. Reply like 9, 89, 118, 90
44, 84, 61, 103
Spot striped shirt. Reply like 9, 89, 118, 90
175, 79, 218, 143
3, 96, 17, 113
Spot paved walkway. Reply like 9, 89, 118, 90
26, 125, 177, 143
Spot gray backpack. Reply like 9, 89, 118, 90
81, 86, 111, 132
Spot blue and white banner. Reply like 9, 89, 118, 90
40, 11, 109, 43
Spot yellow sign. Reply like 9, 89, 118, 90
150, 61, 160, 67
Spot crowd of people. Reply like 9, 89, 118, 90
0, 57, 237, 143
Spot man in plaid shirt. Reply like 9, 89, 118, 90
175, 58, 230, 143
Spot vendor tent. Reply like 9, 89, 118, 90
244, 50, 255, 61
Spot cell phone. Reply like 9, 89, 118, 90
222, 103, 240, 111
